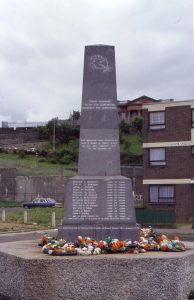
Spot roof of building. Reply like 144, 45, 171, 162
117, 95, 162, 107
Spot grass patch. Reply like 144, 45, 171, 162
6, 207, 64, 226
0, 153, 77, 176
0, 201, 22, 208
176, 223, 191, 229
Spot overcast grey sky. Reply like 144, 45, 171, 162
0, 0, 193, 122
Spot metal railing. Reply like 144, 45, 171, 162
135, 209, 176, 224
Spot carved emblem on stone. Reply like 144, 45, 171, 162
89, 55, 111, 72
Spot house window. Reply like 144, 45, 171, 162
120, 112, 126, 121
149, 111, 165, 129
192, 110, 194, 127
149, 185, 175, 203
131, 110, 138, 121
149, 148, 166, 166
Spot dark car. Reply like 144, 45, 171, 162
23, 197, 56, 209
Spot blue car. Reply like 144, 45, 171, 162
23, 197, 56, 209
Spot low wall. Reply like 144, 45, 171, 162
0, 240, 193, 300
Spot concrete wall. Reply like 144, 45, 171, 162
0, 127, 42, 146
0, 168, 17, 201
0, 167, 143, 203
16, 176, 66, 202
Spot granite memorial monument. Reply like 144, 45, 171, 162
58, 45, 139, 240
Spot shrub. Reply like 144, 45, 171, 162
18, 150, 26, 159
132, 117, 142, 132
38, 158, 46, 163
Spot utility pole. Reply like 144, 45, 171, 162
53, 118, 56, 152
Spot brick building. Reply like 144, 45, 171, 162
118, 95, 162, 124
142, 100, 194, 222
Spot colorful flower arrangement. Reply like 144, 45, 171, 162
39, 227, 185, 256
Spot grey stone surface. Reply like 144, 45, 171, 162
78, 45, 120, 176
0, 240, 193, 300
60, 45, 138, 241
59, 175, 138, 240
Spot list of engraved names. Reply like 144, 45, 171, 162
71, 180, 127, 220
72, 180, 99, 219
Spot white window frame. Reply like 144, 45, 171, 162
149, 148, 166, 166
149, 185, 175, 204
149, 111, 165, 130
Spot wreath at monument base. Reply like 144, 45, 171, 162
39, 227, 185, 256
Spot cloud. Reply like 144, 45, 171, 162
0, 0, 193, 123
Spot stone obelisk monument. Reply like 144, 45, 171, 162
58, 45, 139, 240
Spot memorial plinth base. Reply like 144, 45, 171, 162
58, 223, 139, 241
59, 175, 139, 241
0, 240, 193, 300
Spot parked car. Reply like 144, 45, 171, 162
23, 197, 56, 209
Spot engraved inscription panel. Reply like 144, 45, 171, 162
80, 139, 118, 151
82, 99, 117, 110
106, 180, 127, 220
68, 179, 130, 221
72, 180, 99, 219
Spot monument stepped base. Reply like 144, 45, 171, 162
0, 240, 193, 300
58, 223, 139, 241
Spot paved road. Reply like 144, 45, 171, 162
0, 229, 58, 243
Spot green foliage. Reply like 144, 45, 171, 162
0, 201, 22, 208
188, 290, 194, 299
6, 207, 64, 226
120, 131, 143, 165
45, 140, 79, 165
37, 117, 80, 144
0, 153, 77, 176
69, 110, 80, 121
119, 120, 131, 135
36, 125, 49, 139
18, 150, 26, 159
132, 116, 143, 132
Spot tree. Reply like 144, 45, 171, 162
132, 117, 142, 132
119, 120, 131, 135
36, 117, 80, 145
69, 110, 80, 121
